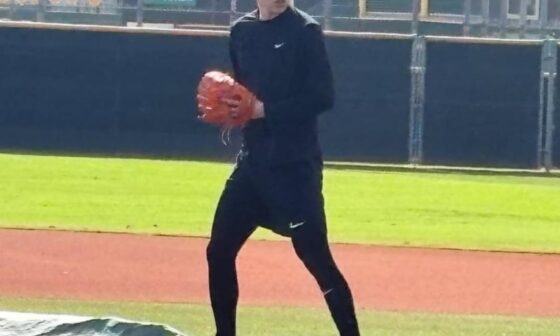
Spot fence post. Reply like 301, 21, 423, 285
538, 38, 557, 171
481, 0, 490, 36
540, 0, 549, 39
136, 0, 144, 27
36, 0, 46, 22
411, 0, 420, 35
9, 0, 15, 20
230, 0, 237, 25
420, 0, 428, 17
499, 0, 508, 38
409, 35, 427, 165
463, 0, 472, 36
210, 0, 217, 25
519, 0, 528, 39
323, 0, 332, 31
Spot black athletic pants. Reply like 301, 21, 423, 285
206, 161, 360, 336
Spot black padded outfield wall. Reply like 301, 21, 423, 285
0, 25, 549, 167
555, 51, 560, 168
322, 37, 411, 163
556, 92, 560, 168
0, 25, 412, 163
0, 26, 239, 160
424, 41, 541, 168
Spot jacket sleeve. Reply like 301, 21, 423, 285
229, 29, 240, 81
264, 24, 335, 122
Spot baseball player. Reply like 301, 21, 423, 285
205, 1, 361, 335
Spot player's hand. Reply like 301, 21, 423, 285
221, 97, 264, 120
252, 99, 265, 119
221, 97, 242, 119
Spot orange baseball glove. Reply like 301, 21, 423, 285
196, 71, 256, 128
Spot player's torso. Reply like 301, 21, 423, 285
231, 13, 304, 102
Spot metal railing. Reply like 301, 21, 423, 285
2, 0, 560, 37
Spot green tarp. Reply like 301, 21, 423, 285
0, 311, 186, 336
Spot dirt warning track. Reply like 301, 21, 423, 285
1, 229, 559, 316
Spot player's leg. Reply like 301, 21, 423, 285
262, 162, 360, 335
207, 165, 262, 336
291, 223, 360, 336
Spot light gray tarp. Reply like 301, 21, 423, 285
0, 311, 186, 336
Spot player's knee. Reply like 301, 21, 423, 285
292, 232, 338, 273
291, 228, 328, 258
206, 240, 220, 264
206, 239, 235, 266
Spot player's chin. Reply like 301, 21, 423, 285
273, 2, 288, 11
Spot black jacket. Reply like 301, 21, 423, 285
229, 6, 334, 166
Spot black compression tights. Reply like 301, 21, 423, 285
206, 229, 360, 336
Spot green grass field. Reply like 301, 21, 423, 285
1, 297, 559, 336
1, 152, 560, 335
1, 153, 559, 252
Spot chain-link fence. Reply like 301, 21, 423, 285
2, 0, 560, 37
